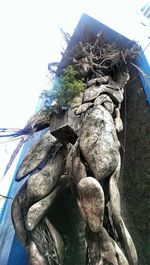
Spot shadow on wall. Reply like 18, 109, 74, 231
119, 68, 150, 265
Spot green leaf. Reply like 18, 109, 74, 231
40, 66, 84, 112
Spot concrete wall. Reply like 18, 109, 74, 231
119, 69, 150, 265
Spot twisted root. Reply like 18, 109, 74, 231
109, 155, 138, 265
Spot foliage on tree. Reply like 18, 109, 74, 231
40, 65, 84, 113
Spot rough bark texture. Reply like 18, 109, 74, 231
79, 105, 120, 181
15, 132, 57, 181
10, 30, 148, 265
47, 188, 87, 265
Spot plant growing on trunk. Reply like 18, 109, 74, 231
40, 65, 84, 113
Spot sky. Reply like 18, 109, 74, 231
0, 0, 148, 128
0, 0, 149, 200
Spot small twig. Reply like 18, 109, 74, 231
0, 194, 13, 200
121, 51, 127, 64
131, 62, 150, 81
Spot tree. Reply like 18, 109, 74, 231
11, 30, 140, 265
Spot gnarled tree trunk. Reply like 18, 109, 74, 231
11, 32, 141, 265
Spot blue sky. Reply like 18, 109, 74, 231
0, 0, 149, 201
